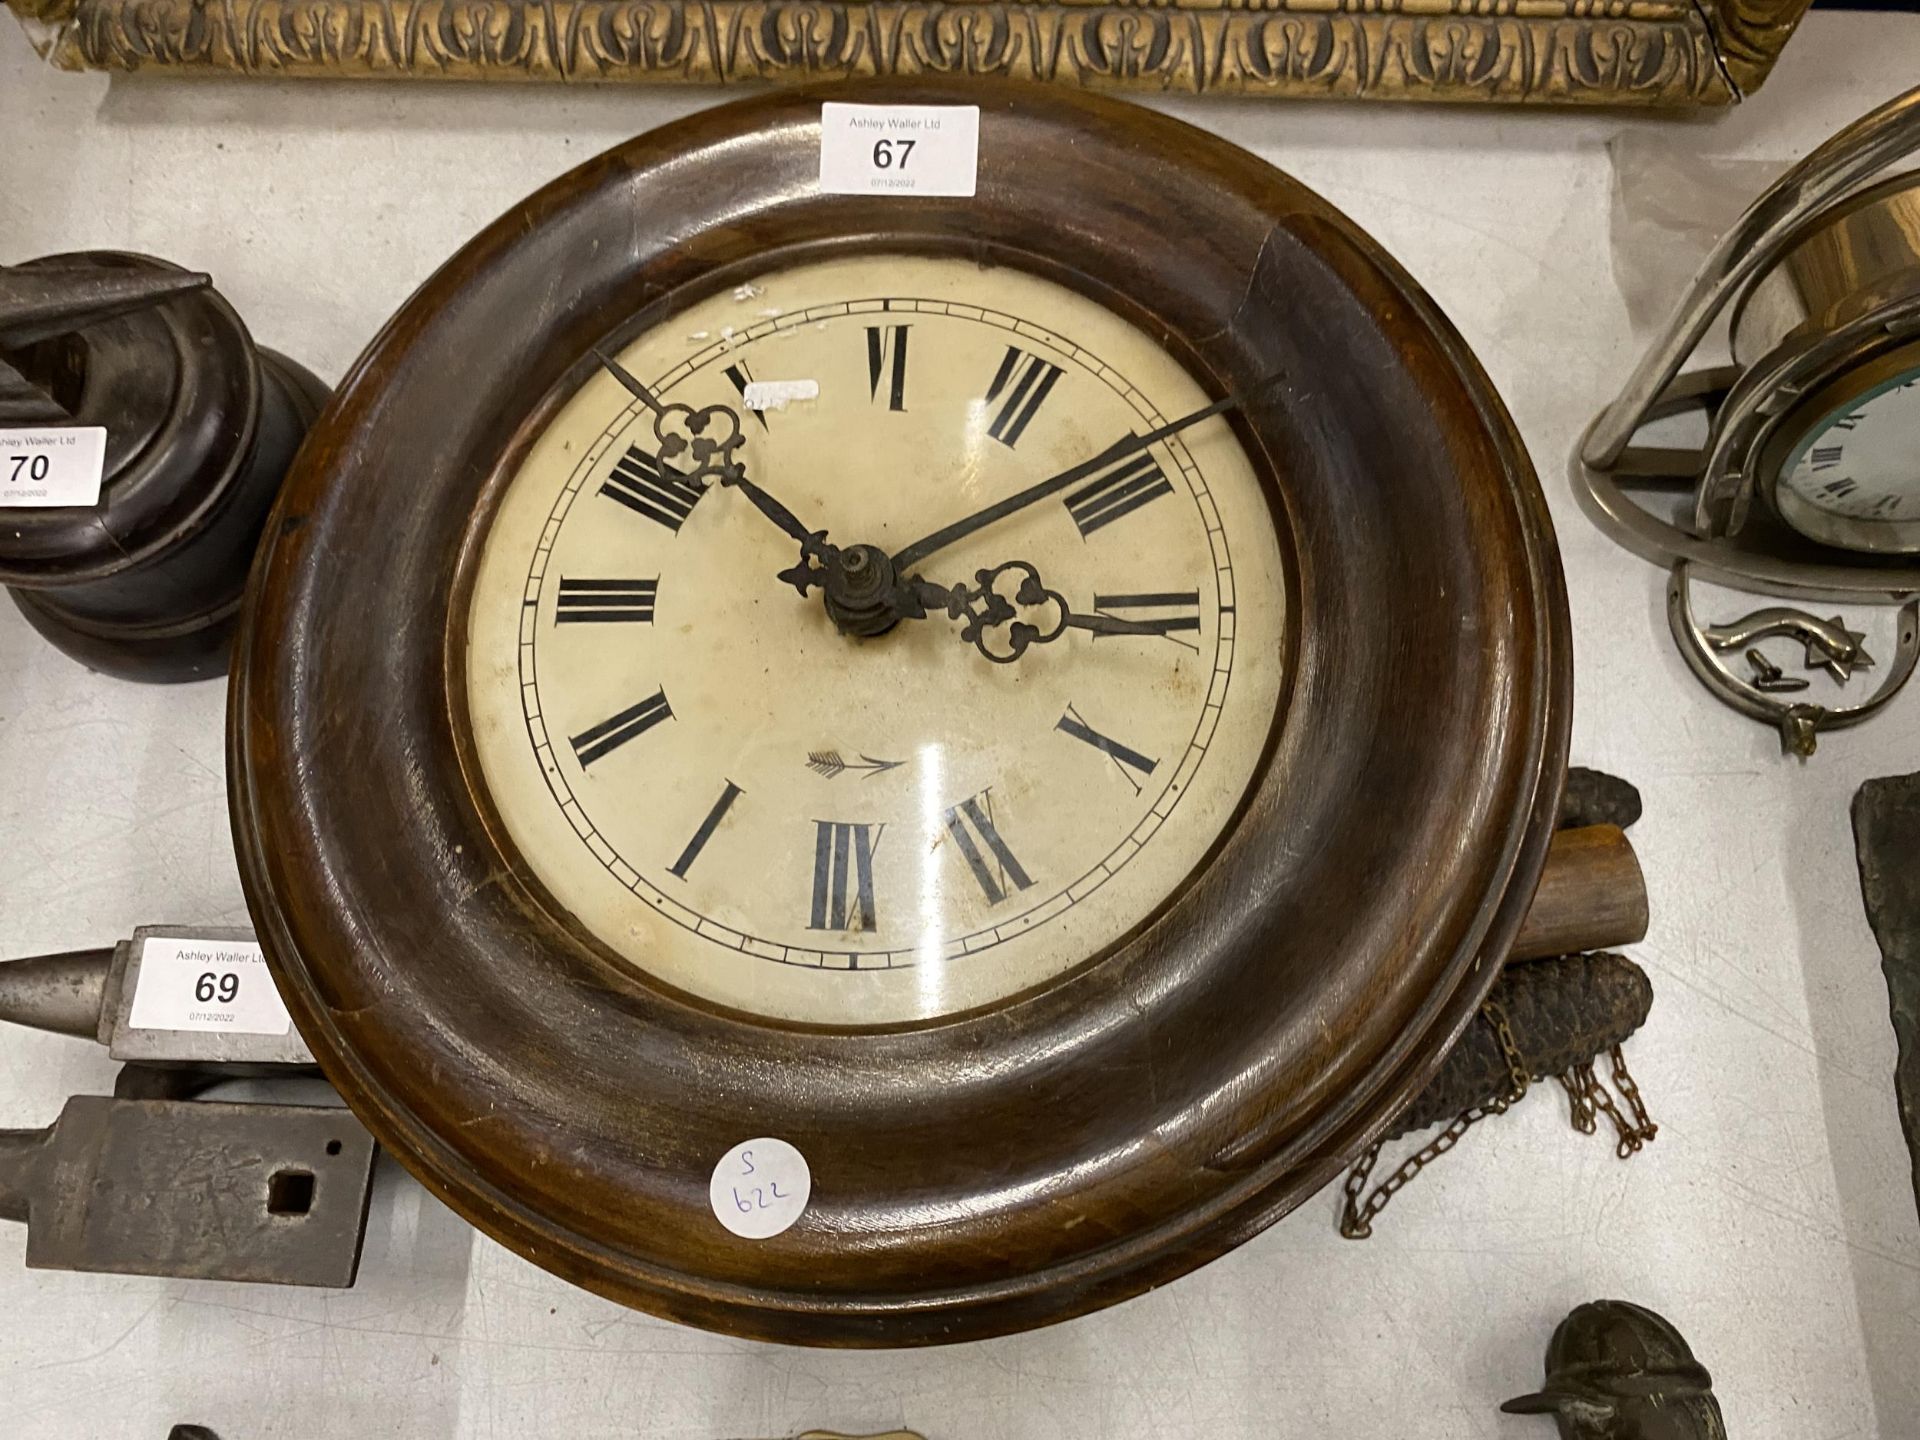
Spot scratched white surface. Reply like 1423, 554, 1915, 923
3, 16, 1918, 1438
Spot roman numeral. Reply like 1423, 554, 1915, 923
725, 361, 769, 431
668, 781, 742, 879
1821, 477, 1860, 498
1092, 591, 1201, 647
1809, 445, 1844, 472
866, 325, 909, 411
809, 820, 882, 931
1832, 411, 1866, 432
1057, 704, 1159, 795
1063, 450, 1175, 537
555, 578, 657, 624
944, 791, 1032, 906
570, 688, 672, 768
601, 446, 703, 532
1870, 494, 1904, 516
985, 345, 1064, 448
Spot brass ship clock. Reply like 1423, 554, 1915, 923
229, 82, 1569, 1343
1577, 85, 1920, 754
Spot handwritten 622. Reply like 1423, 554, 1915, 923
709, 1136, 811, 1239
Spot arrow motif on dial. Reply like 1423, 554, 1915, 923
806, 751, 907, 780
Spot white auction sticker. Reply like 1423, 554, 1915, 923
0, 427, 107, 508
128, 936, 293, 1036
819, 103, 979, 198
709, 1137, 811, 1239
741, 378, 820, 412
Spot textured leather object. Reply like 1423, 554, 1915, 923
1390, 952, 1654, 1139
1852, 771, 1920, 1217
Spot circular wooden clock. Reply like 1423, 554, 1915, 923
230, 82, 1568, 1344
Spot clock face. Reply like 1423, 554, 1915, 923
1778, 364, 1920, 549
465, 255, 1287, 1025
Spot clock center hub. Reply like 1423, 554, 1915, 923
822, 542, 900, 638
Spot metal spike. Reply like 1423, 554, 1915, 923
0, 946, 113, 1041
0, 262, 211, 350
0, 355, 65, 423
0, 1126, 53, 1225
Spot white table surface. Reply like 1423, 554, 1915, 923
3, 15, 1918, 1438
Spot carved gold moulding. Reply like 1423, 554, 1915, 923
6, 0, 1810, 105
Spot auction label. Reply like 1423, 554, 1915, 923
128, 936, 293, 1035
709, 1137, 812, 1239
819, 104, 980, 197
0, 427, 107, 507
741, 378, 820, 411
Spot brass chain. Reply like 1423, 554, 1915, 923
1584, 1078, 1643, 1158
1340, 989, 1661, 1237
1554, 1049, 1659, 1159
1339, 999, 1529, 1239
1607, 1043, 1659, 1155
1556, 1064, 1599, 1134
1486, 999, 1529, 1100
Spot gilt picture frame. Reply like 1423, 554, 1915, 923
7, 0, 1809, 106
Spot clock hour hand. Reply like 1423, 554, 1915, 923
592, 347, 826, 556
1062, 611, 1170, 639
904, 561, 1166, 664
888, 368, 1288, 575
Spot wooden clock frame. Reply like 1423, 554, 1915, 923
229, 80, 1569, 1345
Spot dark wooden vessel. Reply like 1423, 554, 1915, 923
0, 253, 329, 683
229, 81, 1571, 1344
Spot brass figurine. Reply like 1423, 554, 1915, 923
1504, 1300, 1727, 1439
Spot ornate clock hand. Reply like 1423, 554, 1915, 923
592, 347, 825, 554
1062, 611, 1172, 639
900, 561, 1167, 663
888, 369, 1288, 574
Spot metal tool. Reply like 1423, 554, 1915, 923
0, 1096, 376, 1287
0, 264, 211, 422
0, 926, 313, 1067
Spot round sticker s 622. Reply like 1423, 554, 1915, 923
709, 1137, 812, 1239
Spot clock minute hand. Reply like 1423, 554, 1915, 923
591, 346, 666, 414
728, 474, 826, 554
888, 369, 1287, 575
591, 347, 823, 552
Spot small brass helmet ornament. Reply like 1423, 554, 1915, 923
1502, 1300, 1727, 1439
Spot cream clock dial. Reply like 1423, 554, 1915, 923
1779, 368, 1920, 546
465, 255, 1287, 1025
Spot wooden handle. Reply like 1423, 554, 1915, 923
1510, 824, 1648, 961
